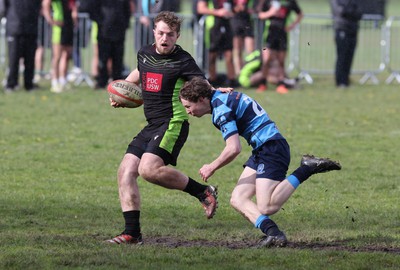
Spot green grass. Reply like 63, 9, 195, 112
1, 1, 400, 268
1, 79, 399, 269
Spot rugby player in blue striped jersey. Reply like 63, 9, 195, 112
179, 77, 341, 248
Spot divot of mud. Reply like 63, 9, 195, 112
142, 236, 400, 254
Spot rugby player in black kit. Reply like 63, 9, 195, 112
106, 11, 218, 244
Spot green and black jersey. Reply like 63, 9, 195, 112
51, 0, 74, 45
137, 44, 205, 124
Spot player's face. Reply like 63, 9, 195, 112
181, 98, 210, 117
153, 21, 180, 55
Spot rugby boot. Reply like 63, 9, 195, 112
105, 233, 143, 245
301, 154, 342, 174
199, 185, 218, 219
256, 231, 288, 248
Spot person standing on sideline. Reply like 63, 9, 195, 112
34, 10, 51, 85
106, 12, 219, 245
42, 0, 78, 93
76, 0, 102, 80
197, 0, 239, 88
257, 0, 303, 94
330, 0, 362, 88
0, 0, 42, 93
92, 0, 133, 89
232, 0, 256, 76
179, 77, 341, 248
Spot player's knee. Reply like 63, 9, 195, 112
138, 166, 150, 179
258, 205, 280, 216
118, 154, 140, 181
118, 167, 138, 186
230, 193, 242, 211
138, 165, 158, 183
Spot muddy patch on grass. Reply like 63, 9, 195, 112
143, 236, 400, 254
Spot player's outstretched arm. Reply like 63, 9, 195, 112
199, 134, 241, 181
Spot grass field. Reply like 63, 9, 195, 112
1, 78, 399, 269
1, 1, 400, 269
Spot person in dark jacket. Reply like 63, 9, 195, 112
0, 0, 42, 92
330, 0, 362, 88
93, 0, 133, 89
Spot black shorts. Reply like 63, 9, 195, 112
265, 28, 287, 51
232, 16, 254, 38
61, 23, 74, 46
209, 25, 233, 52
244, 139, 290, 181
52, 22, 74, 46
126, 120, 189, 166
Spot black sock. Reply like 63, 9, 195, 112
260, 219, 281, 236
123, 210, 141, 237
291, 165, 313, 183
183, 177, 208, 199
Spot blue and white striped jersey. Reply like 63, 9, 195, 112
211, 91, 284, 150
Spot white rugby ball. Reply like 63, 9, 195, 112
107, 80, 143, 108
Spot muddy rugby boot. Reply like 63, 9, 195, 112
256, 231, 288, 248
301, 154, 341, 174
106, 233, 143, 245
199, 185, 218, 219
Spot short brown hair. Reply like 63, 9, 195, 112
179, 77, 213, 102
154, 11, 182, 34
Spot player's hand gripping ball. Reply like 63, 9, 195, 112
107, 80, 143, 108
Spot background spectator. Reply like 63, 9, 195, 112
93, 0, 133, 89
238, 48, 298, 90
197, 0, 239, 88
34, 10, 52, 85
76, 0, 101, 80
0, 0, 42, 93
238, 49, 264, 88
330, 0, 362, 88
257, 0, 303, 94
232, 0, 256, 76
42, 0, 78, 93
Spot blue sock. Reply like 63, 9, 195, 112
287, 175, 300, 189
255, 215, 270, 228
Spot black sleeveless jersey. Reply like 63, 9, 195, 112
137, 44, 205, 123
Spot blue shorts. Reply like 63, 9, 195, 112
244, 139, 290, 181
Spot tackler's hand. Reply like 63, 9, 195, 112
199, 164, 215, 182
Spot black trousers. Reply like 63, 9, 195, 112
97, 36, 125, 87
334, 29, 358, 86
7, 34, 37, 90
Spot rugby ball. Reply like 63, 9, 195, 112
107, 80, 143, 108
